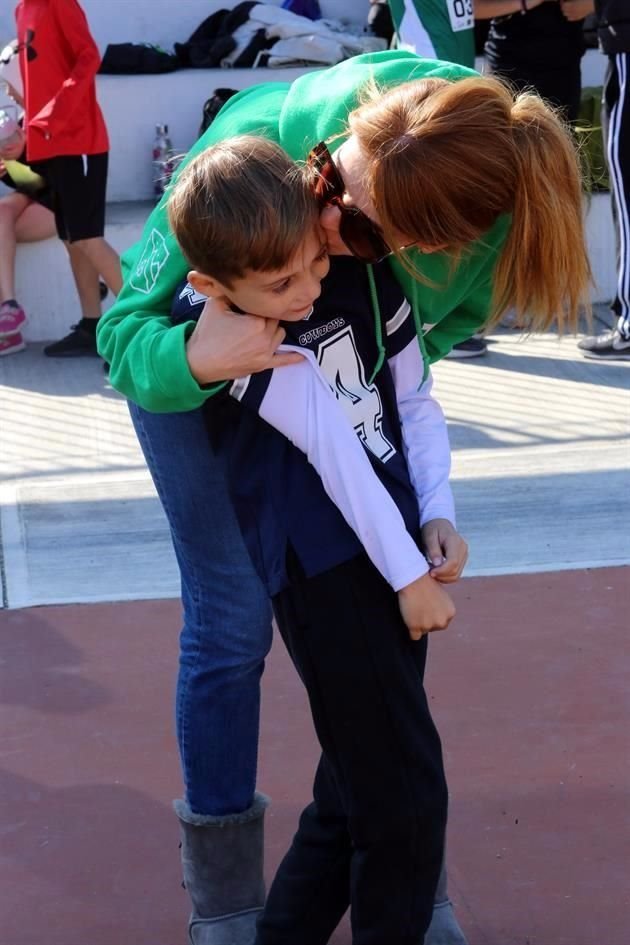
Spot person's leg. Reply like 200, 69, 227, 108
257, 753, 353, 945
578, 53, 630, 360
608, 53, 630, 340
40, 153, 121, 355
258, 553, 448, 945
71, 235, 122, 296
522, 64, 582, 124
0, 193, 43, 337
128, 403, 273, 943
65, 242, 102, 318
12, 197, 57, 242
0, 192, 29, 302
486, 60, 582, 123
64, 152, 122, 296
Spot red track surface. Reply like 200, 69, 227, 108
1, 567, 628, 945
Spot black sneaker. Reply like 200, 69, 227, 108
577, 328, 630, 361
445, 335, 488, 359
43, 322, 100, 358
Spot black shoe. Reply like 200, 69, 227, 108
445, 335, 488, 359
43, 322, 100, 358
577, 328, 630, 361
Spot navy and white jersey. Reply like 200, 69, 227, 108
171, 256, 454, 596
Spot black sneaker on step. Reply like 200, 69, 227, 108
577, 328, 630, 361
445, 335, 488, 359
43, 322, 100, 358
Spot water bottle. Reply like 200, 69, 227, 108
0, 106, 22, 152
152, 123, 173, 200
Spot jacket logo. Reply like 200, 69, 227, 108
16, 30, 37, 62
130, 228, 170, 295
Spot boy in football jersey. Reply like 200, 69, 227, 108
167, 136, 467, 945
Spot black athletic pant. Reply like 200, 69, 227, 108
603, 53, 630, 333
488, 60, 582, 123
255, 552, 448, 945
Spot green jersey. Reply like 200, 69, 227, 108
97, 50, 510, 413
387, 0, 475, 69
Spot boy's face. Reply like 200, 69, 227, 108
190, 224, 330, 322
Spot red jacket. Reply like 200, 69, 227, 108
15, 0, 109, 162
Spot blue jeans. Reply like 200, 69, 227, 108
129, 402, 273, 816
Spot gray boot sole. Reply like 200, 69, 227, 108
189, 907, 261, 945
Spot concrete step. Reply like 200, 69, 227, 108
14, 191, 617, 343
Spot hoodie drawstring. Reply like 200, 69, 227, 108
366, 266, 429, 386
410, 279, 430, 385
366, 264, 385, 385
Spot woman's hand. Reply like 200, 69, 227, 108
560, 0, 595, 21
421, 518, 468, 584
398, 572, 456, 640
185, 296, 304, 386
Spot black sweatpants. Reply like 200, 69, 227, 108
488, 60, 583, 123
256, 553, 448, 945
603, 53, 630, 333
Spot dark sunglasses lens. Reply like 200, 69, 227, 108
309, 143, 391, 263
309, 144, 344, 203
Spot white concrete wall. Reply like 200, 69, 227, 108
0, 0, 371, 52
96, 65, 318, 202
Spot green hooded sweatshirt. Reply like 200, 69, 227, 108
97, 50, 511, 413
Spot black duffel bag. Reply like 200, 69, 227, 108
99, 43, 179, 75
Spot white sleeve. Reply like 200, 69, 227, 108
388, 339, 456, 527
231, 347, 429, 590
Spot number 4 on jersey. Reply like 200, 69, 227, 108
318, 327, 396, 463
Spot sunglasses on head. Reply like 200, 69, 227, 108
307, 141, 392, 265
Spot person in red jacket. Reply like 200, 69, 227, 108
14, 0, 122, 357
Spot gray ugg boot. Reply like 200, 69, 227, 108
424, 859, 469, 945
174, 793, 269, 945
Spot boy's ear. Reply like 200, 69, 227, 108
187, 270, 222, 298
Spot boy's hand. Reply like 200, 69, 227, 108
421, 518, 468, 584
186, 297, 304, 385
398, 572, 456, 640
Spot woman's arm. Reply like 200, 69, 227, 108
474, 0, 546, 19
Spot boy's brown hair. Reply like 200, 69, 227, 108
167, 135, 319, 286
